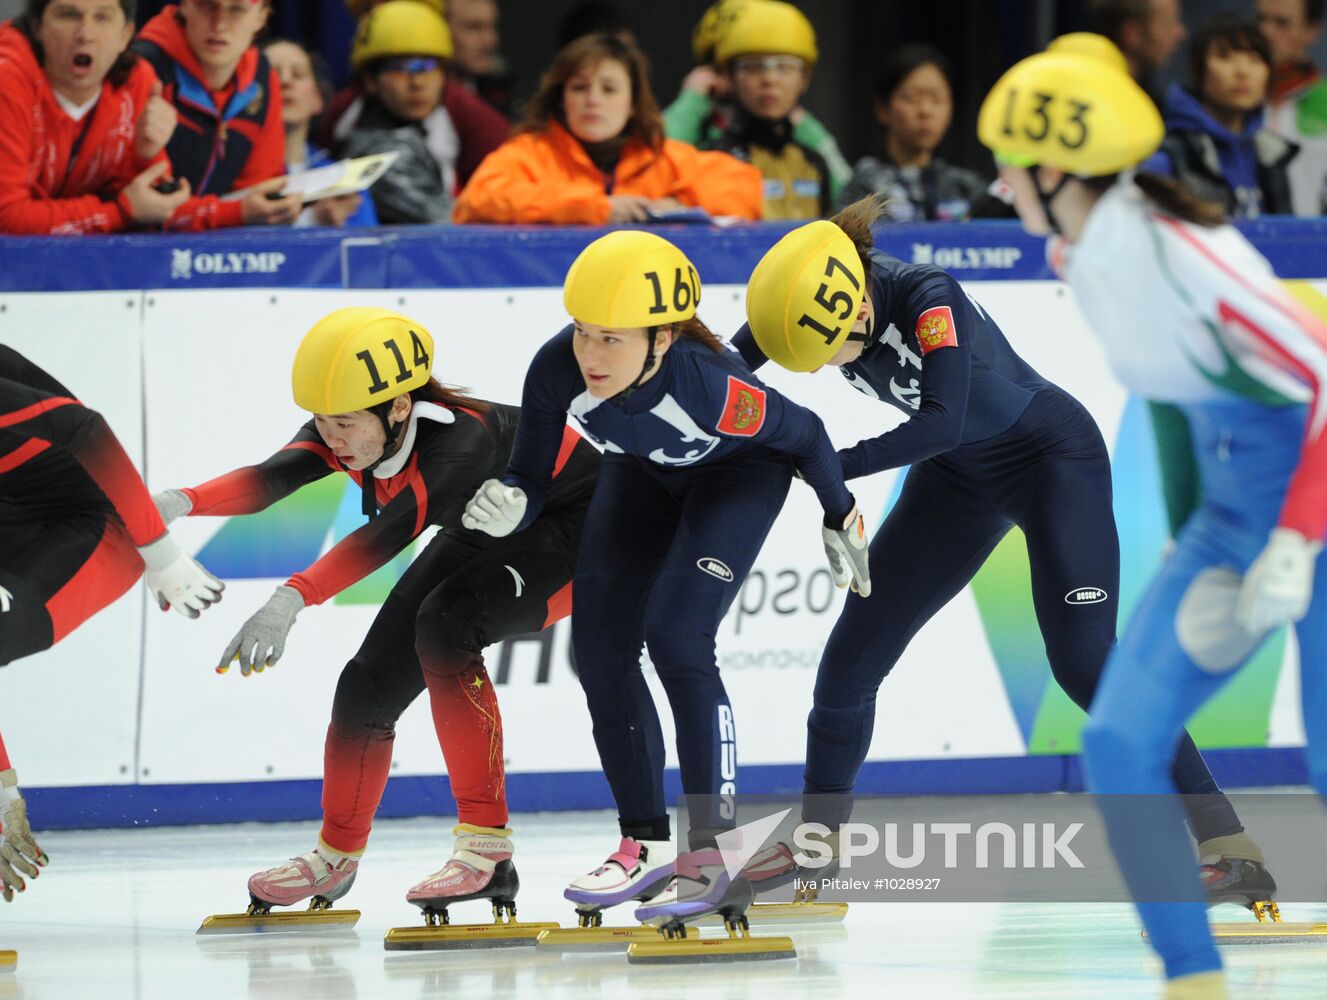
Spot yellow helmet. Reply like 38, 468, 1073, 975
692, 0, 754, 63
351, 0, 452, 71
346, 0, 444, 19
1046, 32, 1129, 73
715, 0, 817, 68
292, 307, 436, 414
977, 46, 1162, 176
745, 220, 866, 372
563, 232, 701, 329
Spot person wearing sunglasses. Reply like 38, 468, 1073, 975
336, 0, 488, 224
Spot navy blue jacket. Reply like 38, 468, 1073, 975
504, 327, 852, 527
734, 249, 1052, 480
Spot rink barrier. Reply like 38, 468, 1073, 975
0, 220, 1318, 830
26, 750, 1309, 830
2, 217, 1327, 291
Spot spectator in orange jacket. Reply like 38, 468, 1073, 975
0, 0, 192, 235
452, 32, 762, 224
132, 0, 302, 229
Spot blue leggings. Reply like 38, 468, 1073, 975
804, 388, 1241, 842
1082, 400, 1327, 979
572, 450, 791, 844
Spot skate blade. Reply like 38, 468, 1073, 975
696, 902, 849, 926
535, 926, 660, 953
1209, 922, 1327, 945
627, 934, 796, 964
384, 921, 559, 951
196, 909, 361, 935
0, 950, 15, 972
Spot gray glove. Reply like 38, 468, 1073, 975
219, 585, 304, 676
1, 769, 46, 902
822, 502, 872, 598
152, 489, 193, 527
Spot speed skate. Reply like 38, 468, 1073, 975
383, 828, 558, 950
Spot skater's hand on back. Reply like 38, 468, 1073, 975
462, 480, 527, 537
822, 500, 872, 598
0, 769, 47, 903
139, 533, 224, 618
1236, 528, 1320, 634
218, 585, 305, 677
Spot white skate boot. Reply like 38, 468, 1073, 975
564, 837, 676, 925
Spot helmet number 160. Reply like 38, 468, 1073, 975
644, 266, 700, 315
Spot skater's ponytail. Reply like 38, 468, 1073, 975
411, 378, 490, 413
663, 317, 726, 354
830, 196, 886, 280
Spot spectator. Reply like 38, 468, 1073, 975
448, 0, 514, 116
325, 0, 508, 199
556, 1, 636, 49
1143, 16, 1297, 217
664, 0, 842, 219
133, 0, 301, 228
1089, 0, 1188, 103
839, 45, 989, 220
334, 1, 459, 223
1258, 0, 1327, 214
452, 32, 761, 224
0, 0, 191, 234
263, 38, 376, 227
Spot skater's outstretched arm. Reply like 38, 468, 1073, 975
158, 422, 342, 523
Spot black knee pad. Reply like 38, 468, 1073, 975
415, 587, 485, 678
330, 656, 408, 735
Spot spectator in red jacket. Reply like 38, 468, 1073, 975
132, 0, 302, 229
0, 0, 192, 234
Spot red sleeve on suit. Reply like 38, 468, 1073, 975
184, 427, 338, 516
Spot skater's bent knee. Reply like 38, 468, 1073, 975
415, 589, 485, 668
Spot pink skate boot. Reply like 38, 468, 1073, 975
247, 844, 358, 914
406, 824, 519, 922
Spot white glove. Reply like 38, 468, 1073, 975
0, 769, 46, 903
152, 488, 193, 527
822, 501, 872, 598
138, 533, 224, 618
462, 480, 527, 537
218, 585, 304, 676
1236, 528, 1321, 634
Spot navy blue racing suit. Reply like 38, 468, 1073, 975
733, 248, 1241, 841
502, 327, 852, 844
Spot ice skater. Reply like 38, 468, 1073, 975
155, 307, 600, 926
979, 36, 1327, 999
0, 345, 222, 902
733, 194, 1272, 905
463, 230, 871, 932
